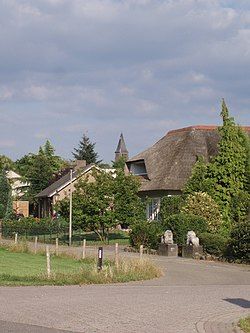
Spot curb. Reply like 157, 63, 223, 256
196, 310, 249, 333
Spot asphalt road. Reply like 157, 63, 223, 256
0, 255, 249, 333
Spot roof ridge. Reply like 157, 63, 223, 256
167, 124, 250, 136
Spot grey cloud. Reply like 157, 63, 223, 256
0, 0, 249, 161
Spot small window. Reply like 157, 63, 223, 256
129, 160, 147, 176
147, 198, 160, 221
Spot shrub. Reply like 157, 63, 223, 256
129, 220, 163, 249
159, 195, 185, 221
181, 192, 222, 232
162, 213, 208, 245
2, 217, 68, 237
199, 232, 229, 257
230, 190, 250, 223
226, 220, 250, 263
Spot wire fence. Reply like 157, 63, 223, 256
0, 218, 130, 246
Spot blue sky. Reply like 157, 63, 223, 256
0, 0, 250, 163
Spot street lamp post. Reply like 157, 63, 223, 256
69, 167, 73, 246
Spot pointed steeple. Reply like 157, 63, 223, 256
115, 133, 129, 162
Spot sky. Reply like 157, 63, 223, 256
0, 0, 250, 163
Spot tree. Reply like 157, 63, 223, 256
113, 169, 145, 227
16, 141, 66, 202
0, 155, 15, 171
183, 156, 212, 195
15, 154, 36, 177
26, 148, 54, 200
0, 170, 12, 219
112, 155, 127, 170
183, 100, 249, 230
57, 168, 144, 241
72, 133, 102, 164
207, 100, 248, 223
59, 170, 115, 241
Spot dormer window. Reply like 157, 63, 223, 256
128, 159, 147, 176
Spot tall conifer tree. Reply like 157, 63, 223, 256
72, 134, 101, 164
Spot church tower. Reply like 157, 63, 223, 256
115, 133, 129, 162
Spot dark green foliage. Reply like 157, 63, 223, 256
129, 220, 163, 249
4, 191, 14, 220
0, 170, 12, 219
183, 100, 249, 232
162, 213, 208, 245
199, 232, 229, 256
230, 191, 250, 223
2, 217, 68, 237
184, 157, 212, 195
207, 100, 248, 221
72, 133, 101, 164
226, 220, 250, 263
19, 141, 66, 201
57, 168, 143, 241
15, 154, 35, 177
159, 195, 185, 220
113, 169, 145, 227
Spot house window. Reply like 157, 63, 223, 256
129, 160, 147, 176
147, 198, 160, 221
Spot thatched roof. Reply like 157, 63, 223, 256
127, 125, 250, 193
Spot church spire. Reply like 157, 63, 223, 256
115, 133, 129, 162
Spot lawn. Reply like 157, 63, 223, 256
0, 246, 161, 286
239, 316, 250, 333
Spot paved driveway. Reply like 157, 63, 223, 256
0, 253, 249, 333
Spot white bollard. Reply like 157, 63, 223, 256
82, 239, 86, 259
46, 245, 51, 279
115, 243, 119, 268
14, 233, 18, 244
139, 245, 143, 261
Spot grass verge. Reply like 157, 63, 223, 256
0, 244, 162, 286
239, 316, 250, 333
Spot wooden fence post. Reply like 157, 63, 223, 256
14, 233, 18, 244
55, 238, 59, 256
46, 245, 51, 279
82, 239, 86, 259
115, 243, 119, 268
34, 236, 38, 254
139, 245, 143, 261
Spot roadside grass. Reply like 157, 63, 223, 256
0, 245, 162, 286
239, 316, 250, 333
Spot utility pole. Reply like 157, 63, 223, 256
69, 167, 73, 246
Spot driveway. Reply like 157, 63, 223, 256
0, 249, 249, 333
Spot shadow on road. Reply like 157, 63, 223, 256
223, 298, 250, 308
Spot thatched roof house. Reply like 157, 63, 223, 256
127, 125, 250, 199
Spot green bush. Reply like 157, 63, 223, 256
162, 213, 208, 245
129, 220, 163, 249
181, 192, 222, 232
2, 217, 68, 237
199, 232, 229, 256
226, 220, 250, 263
159, 195, 185, 221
